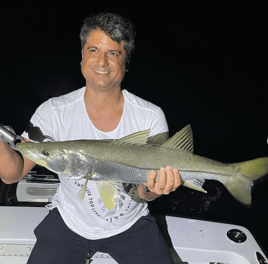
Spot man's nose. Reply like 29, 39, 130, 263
96, 52, 109, 67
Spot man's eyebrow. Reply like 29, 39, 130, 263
87, 46, 98, 49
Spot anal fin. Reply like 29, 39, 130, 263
183, 179, 207, 193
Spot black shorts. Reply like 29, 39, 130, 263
27, 208, 174, 264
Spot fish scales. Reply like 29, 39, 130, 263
16, 125, 268, 206
88, 141, 240, 180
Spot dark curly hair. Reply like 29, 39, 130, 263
80, 13, 136, 69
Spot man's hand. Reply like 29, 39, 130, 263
137, 166, 181, 201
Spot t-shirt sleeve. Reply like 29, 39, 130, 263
21, 100, 56, 142
150, 107, 169, 137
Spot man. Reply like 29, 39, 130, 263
0, 13, 181, 263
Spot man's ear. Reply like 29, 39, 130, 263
80, 50, 84, 65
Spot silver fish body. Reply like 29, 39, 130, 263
17, 125, 268, 206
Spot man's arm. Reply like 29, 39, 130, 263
0, 141, 36, 184
137, 166, 181, 201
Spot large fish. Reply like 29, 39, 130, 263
16, 125, 268, 209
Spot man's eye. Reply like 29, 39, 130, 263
88, 49, 97, 53
110, 51, 119, 57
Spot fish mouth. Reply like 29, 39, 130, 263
16, 143, 24, 153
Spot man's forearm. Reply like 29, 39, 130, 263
0, 141, 25, 184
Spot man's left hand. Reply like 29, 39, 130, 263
137, 166, 181, 201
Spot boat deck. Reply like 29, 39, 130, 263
0, 207, 267, 264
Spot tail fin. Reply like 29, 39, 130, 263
224, 157, 268, 205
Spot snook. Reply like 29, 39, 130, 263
16, 125, 268, 207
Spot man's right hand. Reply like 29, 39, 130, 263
0, 140, 35, 184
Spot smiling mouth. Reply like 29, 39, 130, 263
94, 69, 109, 74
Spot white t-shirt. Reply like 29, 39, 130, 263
22, 87, 168, 239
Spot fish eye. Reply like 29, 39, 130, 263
42, 150, 50, 156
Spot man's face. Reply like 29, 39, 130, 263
81, 29, 126, 91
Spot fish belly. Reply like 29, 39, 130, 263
89, 156, 150, 183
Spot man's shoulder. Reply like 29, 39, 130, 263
123, 89, 160, 113
47, 87, 86, 109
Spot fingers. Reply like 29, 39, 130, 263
146, 170, 157, 191
165, 166, 176, 194
145, 166, 181, 195
157, 168, 167, 190
172, 168, 181, 191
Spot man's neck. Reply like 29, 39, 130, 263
84, 86, 123, 111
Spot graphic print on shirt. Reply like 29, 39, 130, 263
75, 180, 143, 222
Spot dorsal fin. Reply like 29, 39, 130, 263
162, 125, 194, 153
115, 129, 151, 145
147, 131, 169, 145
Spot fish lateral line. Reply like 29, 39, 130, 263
15, 125, 268, 208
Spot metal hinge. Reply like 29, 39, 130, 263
0, 244, 33, 257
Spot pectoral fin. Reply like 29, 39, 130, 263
183, 179, 207, 193
97, 181, 120, 210
78, 171, 95, 201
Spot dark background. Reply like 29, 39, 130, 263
1, 2, 268, 254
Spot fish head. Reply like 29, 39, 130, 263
16, 141, 68, 173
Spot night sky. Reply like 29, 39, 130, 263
1, 2, 268, 254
